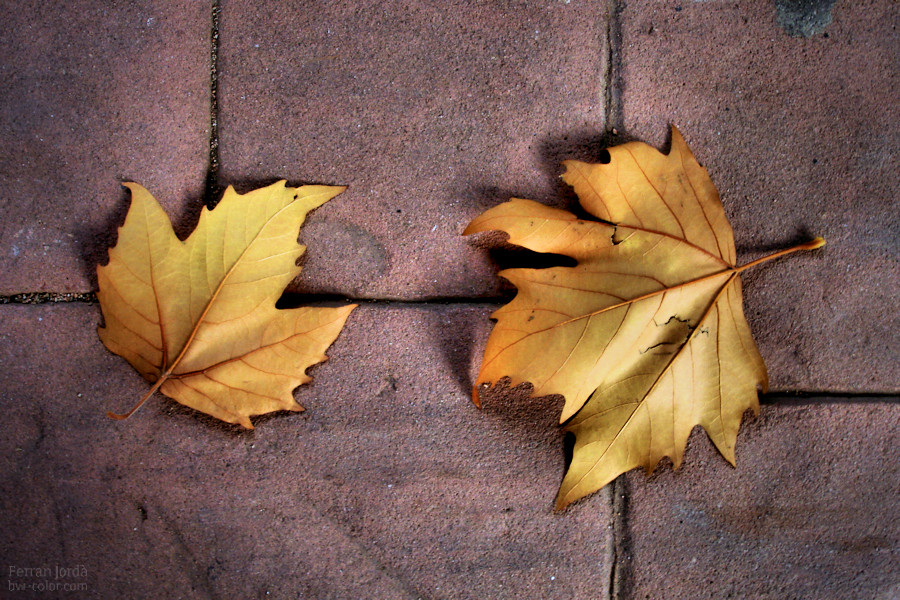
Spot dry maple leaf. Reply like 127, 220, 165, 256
465, 127, 824, 509
98, 181, 356, 429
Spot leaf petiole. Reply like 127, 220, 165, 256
734, 237, 825, 274
107, 373, 170, 421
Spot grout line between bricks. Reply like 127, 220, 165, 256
762, 392, 900, 403
604, 2, 627, 596
2, 292, 900, 402
0, 292, 97, 304
604, 0, 624, 133
609, 476, 631, 600
1, 292, 900, 400
204, 0, 223, 208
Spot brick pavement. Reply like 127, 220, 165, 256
1, 1, 897, 598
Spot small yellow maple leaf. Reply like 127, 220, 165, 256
465, 127, 824, 509
98, 181, 356, 429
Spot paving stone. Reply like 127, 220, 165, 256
0, 303, 613, 599
617, 1, 900, 392
216, 0, 610, 300
620, 400, 900, 600
0, 1, 211, 294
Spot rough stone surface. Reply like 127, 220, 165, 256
216, 0, 609, 300
0, 0, 211, 294
618, 0, 900, 393
620, 401, 900, 600
0, 303, 613, 599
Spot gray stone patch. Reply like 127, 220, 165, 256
775, 0, 836, 38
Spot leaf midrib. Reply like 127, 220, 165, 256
158, 198, 303, 379
482, 262, 737, 378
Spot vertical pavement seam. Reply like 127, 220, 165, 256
609, 476, 631, 600
604, 2, 628, 597
604, 0, 625, 133
204, 0, 223, 208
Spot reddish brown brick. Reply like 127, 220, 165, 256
0, 1, 211, 294
216, 0, 610, 300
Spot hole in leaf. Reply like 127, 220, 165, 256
599, 149, 611, 164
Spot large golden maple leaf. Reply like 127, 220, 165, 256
465, 128, 823, 508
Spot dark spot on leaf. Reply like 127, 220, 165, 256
659, 315, 691, 327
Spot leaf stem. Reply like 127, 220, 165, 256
735, 237, 825, 274
107, 373, 170, 421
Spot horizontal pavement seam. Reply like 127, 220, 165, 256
2, 291, 898, 400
